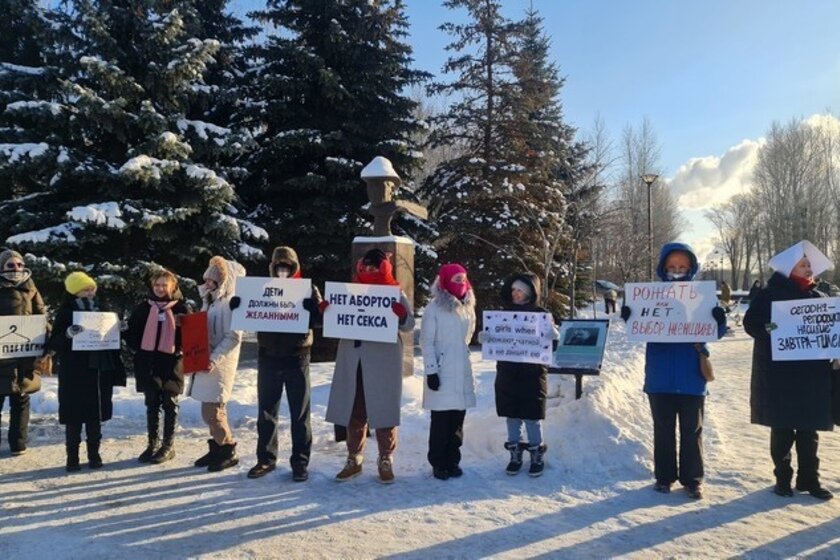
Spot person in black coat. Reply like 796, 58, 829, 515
743, 241, 834, 500
492, 272, 554, 477
46, 272, 126, 472
126, 269, 190, 465
233, 246, 322, 482
0, 249, 47, 456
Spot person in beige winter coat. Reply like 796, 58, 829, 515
325, 249, 415, 484
421, 263, 476, 480
188, 256, 245, 472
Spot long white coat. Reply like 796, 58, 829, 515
188, 261, 244, 403
421, 281, 476, 411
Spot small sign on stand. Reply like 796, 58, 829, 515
548, 319, 610, 399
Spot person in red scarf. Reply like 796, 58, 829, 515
744, 240, 835, 500
325, 248, 415, 484
126, 270, 190, 464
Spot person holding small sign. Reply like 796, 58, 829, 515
325, 248, 415, 484
620, 242, 727, 499
0, 249, 47, 456
494, 272, 554, 477
187, 256, 245, 472
46, 272, 126, 472
743, 240, 835, 500
126, 269, 190, 465
421, 263, 476, 480
234, 246, 323, 482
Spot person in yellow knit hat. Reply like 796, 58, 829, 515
46, 271, 126, 472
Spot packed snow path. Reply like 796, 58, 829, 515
1, 322, 839, 559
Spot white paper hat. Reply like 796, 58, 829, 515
768, 240, 834, 277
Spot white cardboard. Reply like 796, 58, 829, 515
71, 311, 120, 351
230, 277, 311, 334
322, 282, 401, 343
625, 281, 719, 342
0, 315, 47, 359
771, 297, 840, 360
481, 311, 554, 365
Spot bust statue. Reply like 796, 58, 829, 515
361, 156, 428, 236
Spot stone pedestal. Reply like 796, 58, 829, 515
352, 235, 415, 377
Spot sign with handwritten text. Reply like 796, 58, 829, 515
481, 311, 554, 365
0, 315, 47, 359
72, 312, 120, 351
625, 281, 718, 342
771, 298, 840, 360
231, 277, 311, 333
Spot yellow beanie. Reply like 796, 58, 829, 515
64, 271, 96, 295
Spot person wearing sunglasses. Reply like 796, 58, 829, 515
0, 249, 47, 457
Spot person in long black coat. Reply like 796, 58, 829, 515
492, 272, 553, 477
46, 272, 126, 472
743, 241, 834, 500
0, 249, 46, 455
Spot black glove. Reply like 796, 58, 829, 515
229, 296, 241, 310
712, 306, 726, 326
426, 374, 440, 391
302, 297, 316, 313
620, 306, 631, 322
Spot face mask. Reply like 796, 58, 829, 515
274, 267, 290, 279
666, 272, 687, 281
1, 270, 25, 283
447, 282, 469, 299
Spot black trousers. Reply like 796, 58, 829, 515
0, 393, 30, 452
648, 393, 705, 487
144, 386, 179, 441
65, 420, 102, 447
256, 352, 312, 466
605, 299, 616, 314
770, 428, 819, 487
428, 409, 467, 469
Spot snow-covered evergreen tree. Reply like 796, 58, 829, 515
2, 0, 265, 311
243, 0, 432, 286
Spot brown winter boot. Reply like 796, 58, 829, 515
335, 455, 363, 482
377, 456, 395, 485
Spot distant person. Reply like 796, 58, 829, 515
604, 288, 617, 314
621, 242, 727, 499
0, 249, 47, 456
720, 280, 731, 307
748, 280, 762, 301
743, 240, 835, 500
421, 263, 476, 481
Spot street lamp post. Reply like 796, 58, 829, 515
642, 174, 659, 281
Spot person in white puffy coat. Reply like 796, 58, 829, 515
421, 263, 476, 480
188, 256, 245, 472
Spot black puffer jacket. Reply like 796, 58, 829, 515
494, 272, 549, 420
743, 272, 833, 431
126, 298, 190, 394
0, 275, 46, 395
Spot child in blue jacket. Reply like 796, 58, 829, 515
622, 242, 726, 499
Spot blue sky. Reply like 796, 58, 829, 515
232, 0, 840, 259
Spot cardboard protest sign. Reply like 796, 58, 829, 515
550, 319, 610, 374
625, 281, 718, 342
231, 277, 311, 334
322, 282, 401, 343
181, 311, 210, 373
481, 311, 554, 365
771, 297, 840, 361
71, 312, 120, 351
0, 315, 48, 359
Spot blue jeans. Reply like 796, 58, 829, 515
506, 417, 543, 447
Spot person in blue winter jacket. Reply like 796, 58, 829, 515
621, 242, 727, 499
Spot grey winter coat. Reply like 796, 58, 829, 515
325, 291, 415, 429
421, 280, 476, 411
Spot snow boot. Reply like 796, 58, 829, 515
151, 406, 177, 464
433, 467, 450, 480
194, 439, 217, 468
335, 455, 363, 482
527, 443, 547, 477
208, 442, 239, 472
504, 441, 525, 475
65, 424, 82, 472
139, 406, 160, 463
87, 439, 103, 469
66, 445, 81, 472
291, 462, 309, 482
449, 465, 464, 478
151, 439, 175, 464
377, 455, 395, 484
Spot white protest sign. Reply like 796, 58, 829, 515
625, 281, 719, 342
771, 298, 840, 360
72, 311, 120, 351
481, 311, 554, 365
322, 282, 401, 343
0, 315, 47, 359
230, 277, 311, 333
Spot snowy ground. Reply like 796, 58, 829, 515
2, 312, 840, 559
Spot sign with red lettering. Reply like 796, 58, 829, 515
625, 281, 718, 342
181, 311, 210, 374
771, 298, 840, 360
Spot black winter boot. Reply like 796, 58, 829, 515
151, 405, 178, 464
65, 424, 82, 472
527, 443, 547, 477
88, 439, 103, 469
504, 442, 526, 475
151, 439, 175, 464
66, 445, 81, 472
208, 442, 239, 472
194, 439, 217, 467
139, 406, 160, 463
